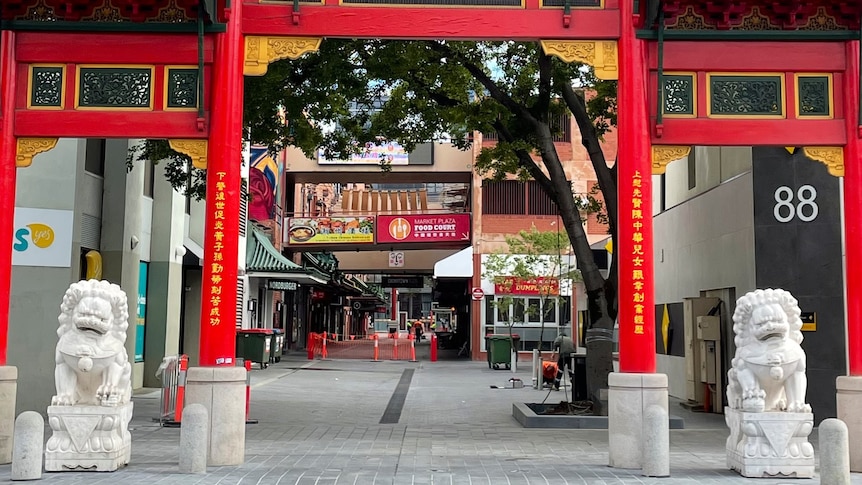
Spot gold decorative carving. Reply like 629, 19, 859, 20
802, 146, 844, 177
737, 6, 780, 31
16, 138, 58, 167
801, 7, 842, 31
667, 6, 715, 30
651, 145, 691, 174
540, 40, 618, 80
244, 36, 323, 76
169, 139, 208, 169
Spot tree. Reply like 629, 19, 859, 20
132, 40, 619, 408
482, 226, 578, 358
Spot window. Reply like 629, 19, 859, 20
526, 181, 557, 215
143, 159, 154, 198
85, 139, 105, 176
482, 113, 570, 142
687, 149, 696, 190
549, 113, 572, 142
527, 298, 541, 323
480, 295, 570, 352
482, 180, 525, 215
512, 299, 526, 324
482, 180, 558, 215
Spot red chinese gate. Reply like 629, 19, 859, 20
1, 0, 860, 379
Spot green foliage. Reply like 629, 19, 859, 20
126, 140, 207, 201
128, 39, 617, 304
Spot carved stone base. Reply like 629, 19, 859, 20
725, 407, 814, 478
45, 403, 133, 472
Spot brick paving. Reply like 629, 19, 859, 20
0, 351, 858, 484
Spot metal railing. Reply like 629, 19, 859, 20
155, 354, 188, 426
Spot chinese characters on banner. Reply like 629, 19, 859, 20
209, 171, 227, 330
630, 171, 645, 337
199, 169, 238, 366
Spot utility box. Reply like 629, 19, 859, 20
697, 315, 721, 341
683, 297, 719, 405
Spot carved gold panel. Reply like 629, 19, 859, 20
169, 139, 208, 169
651, 145, 691, 174
16, 138, 59, 167
540, 40, 618, 80
802, 146, 844, 177
244, 36, 323, 76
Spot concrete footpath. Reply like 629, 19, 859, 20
0, 352, 858, 484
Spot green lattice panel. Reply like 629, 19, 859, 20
166, 68, 199, 109
797, 76, 830, 117
78, 68, 152, 108
709, 75, 783, 116
30, 66, 64, 107
662, 75, 694, 116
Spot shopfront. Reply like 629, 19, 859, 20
479, 275, 573, 353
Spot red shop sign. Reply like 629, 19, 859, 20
494, 276, 560, 296
376, 214, 471, 244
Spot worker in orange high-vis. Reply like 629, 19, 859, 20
541, 361, 558, 388
412, 320, 424, 340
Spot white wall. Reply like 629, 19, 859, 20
11, 139, 86, 415
654, 170, 757, 304
653, 149, 757, 399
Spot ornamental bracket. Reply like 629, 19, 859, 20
651, 145, 691, 175
540, 40, 618, 80
802, 146, 844, 177
16, 138, 59, 167
169, 139, 208, 170
244, 36, 323, 76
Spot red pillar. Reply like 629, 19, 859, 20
616, 1, 656, 373
198, 2, 244, 366
844, 40, 862, 376
0, 32, 17, 366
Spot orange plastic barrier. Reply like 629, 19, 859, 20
373, 334, 379, 361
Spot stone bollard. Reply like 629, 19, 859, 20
179, 403, 209, 474
819, 418, 850, 485
642, 404, 670, 477
11, 411, 43, 481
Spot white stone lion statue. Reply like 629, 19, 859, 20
52, 280, 132, 406
726, 288, 809, 413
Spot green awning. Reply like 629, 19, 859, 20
246, 228, 330, 285
303, 252, 338, 273
247, 227, 303, 272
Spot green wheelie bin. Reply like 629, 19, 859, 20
486, 334, 519, 370
237, 329, 273, 369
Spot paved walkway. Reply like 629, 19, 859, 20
0, 352, 858, 484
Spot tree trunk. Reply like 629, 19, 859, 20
584, 287, 615, 415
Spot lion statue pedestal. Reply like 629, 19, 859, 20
45, 280, 133, 472
725, 288, 813, 478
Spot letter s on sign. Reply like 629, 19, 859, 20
13, 228, 28, 251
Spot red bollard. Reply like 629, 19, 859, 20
373, 334, 379, 361
244, 359, 258, 424
321, 331, 328, 359
174, 354, 189, 422
307, 333, 314, 360
430, 333, 438, 362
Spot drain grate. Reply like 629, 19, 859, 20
379, 369, 414, 424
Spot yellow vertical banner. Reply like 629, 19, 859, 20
661, 304, 670, 354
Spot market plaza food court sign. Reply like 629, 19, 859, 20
286, 213, 470, 245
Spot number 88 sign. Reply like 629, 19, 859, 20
774, 185, 818, 223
